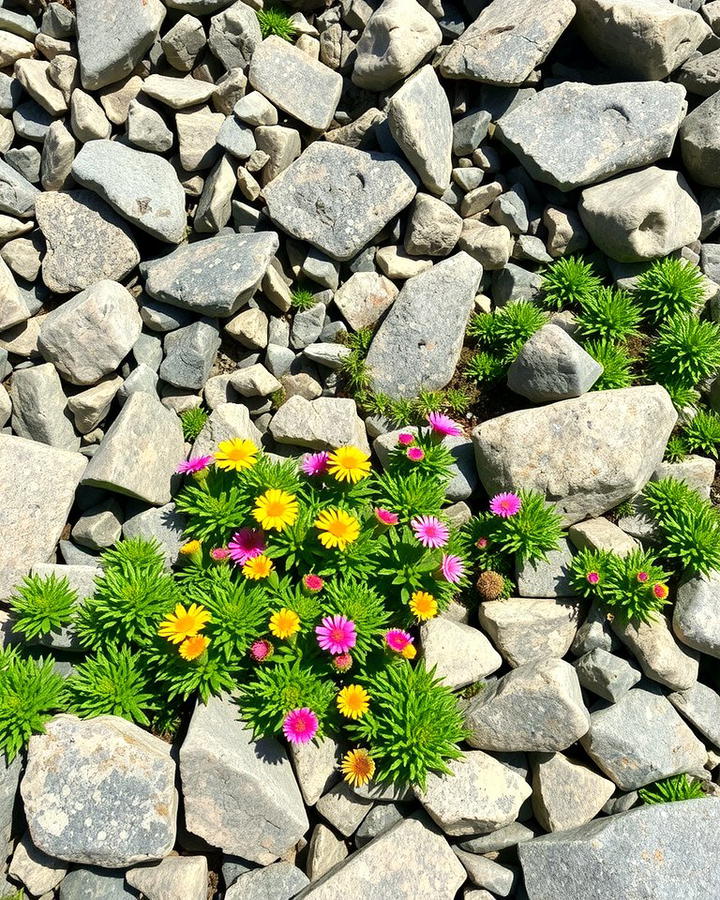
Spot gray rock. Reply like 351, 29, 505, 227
13, 99, 53, 145
507, 324, 602, 402
291, 302, 326, 350
453, 110, 491, 156
41, 120, 76, 192
404, 193, 462, 258
14, 58, 67, 117
59, 867, 137, 900
122, 503, 187, 569
71, 499, 123, 551
453, 850, 515, 895
142, 75, 217, 110
180, 696, 309, 864
0, 157, 39, 218
491, 262, 543, 305
0, 751, 21, 858
289, 736, 341, 808
519, 798, 720, 900
333, 271, 398, 332
161, 14, 207, 72
225, 307, 268, 350
516, 538, 578, 598
680, 90, 720, 187
531, 752, 615, 833
126, 856, 207, 900
270, 396, 369, 452
669, 681, 720, 747
126, 99, 174, 152
478, 598, 582, 668
71, 90, 112, 143
117, 365, 158, 406
194, 154, 236, 233
226, 862, 309, 900
72, 140, 186, 244
303, 343, 352, 371
366, 252, 482, 398
574, 649, 641, 702
230, 363, 281, 397
490, 185, 530, 234
216, 115, 256, 159
5, 145, 41, 185
11, 363, 78, 451
209, 0, 262, 69
420, 617, 502, 689
307, 825, 347, 881
175, 105, 223, 171
9, 831, 67, 896
160, 319, 221, 390
569, 516, 639, 556
22, 714, 177, 867
580, 684, 707, 791
611, 615, 699, 692
263, 142, 417, 261
315, 782, 373, 838
459, 821, 534, 854
355, 804, 404, 848
191, 402, 262, 457
496, 81, 687, 191
673, 571, 720, 658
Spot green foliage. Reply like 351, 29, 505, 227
468, 301, 548, 362
374, 470, 447, 520
576, 287, 641, 342
664, 435, 688, 463
681, 409, 720, 458
348, 662, 467, 791
540, 256, 602, 310
568, 547, 613, 599
63, 645, 155, 726
9, 573, 76, 639
0, 651, 64, 762
471, 490, 564, 566
176, 467, 251, 546
154, 646, 239, 704
290, 285, 317, 311
101, 536, 167, 575
647, 314, 720, 392
443, 387, 472, 415
256, 6, 297, 40
583, 339, 635, 390
180, 407, 208, 442
634, 257, 705, 322
464, 351, 506, 385
340, 327, 373, 392
320, 579, 390, 662
643, 477, 707, 521
198, 574, 270, 662
639, 774, 706, 805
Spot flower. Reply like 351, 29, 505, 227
636, 571, 649, 583
410, 591, 438, 620
250, 639, 274, 662
440, 553, 465, 584
315, 508, 360, 551
210, 547, 231, 562
316, 614, 357, 655
333, 653, 353, 672
385, 629, 413, 654
586, 571, 600, 585
341, 748, 375, 787
653, 583, 669, 600
397, 432, 415, 446
214, 438, 258, 472
301, 451, 329, 477
402, 644, 417, 660
327, 446, 372, 483
179, 635, 210, 661
375, 508, 399, 526
228, 528, 266, 565
253, 489, 299, 531
427, 412, 462, 437
303, 574, 325, 593
269, 608, 300, 640
411, 515, 449, 549
179, 540, 202, 556
475, 537, 489, 550
176, 455, 214, 475
242, 555, 274, 580
406, 447, 425, 462
282, 708, 318, 744
489, 492, 522, 518
159, 603, 211, 644
337, 684, 370, 719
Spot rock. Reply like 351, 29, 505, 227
307, 825, 347, 881
459, 821, 534, 854
160, 319, 221, 390
175, 106, 223, 171
568, 516, 639, 556
195, 154, 237, 233
82, 392, 184, 506
519, 799, 720, 900
420, 618, 502, 689
472, 386, 677, 525
126, 856, 207, 900
316, 782, 373, 838
8, 831, 67, 896
142, 232, 279, 318
673, 571, 720, 659
294, 817, 465, 899
142, 74, 216, 110
515, 538, 578, 598
230, 363, 281, 397
122, 503, 186, 569
226, 307, 268, 350
0, 752, 21, 857
269, 396, 369, 453
0, 435, 86, 572
404, 193, 462, 258
72, 140, 186, 244
127, 100, 174, 153
208, 1, 262, 70
263, 142, 417, 262
333, 272, 398, 331
477, 598, 582, 668
531, 752, 614, 833
71, 90, 112, 142
352, 0, 441, 92
289, 736, 341, 807
496, 81, 687, 191
612, 615, 698, 692
453, 851, 515, 896
162, 14, 207, 72
14, 59, 67, 116
22, 714, 177, 867
652, 455, 715, 498
669, 681, 720, 747
191, 402, 262, 457
0, 157, 40, 218
76, 0, 165, 90
59, 867, 138, 900
544, 205, 589, 257
416, 751, 531, 836
235, 91, 278, 127
0, 32, 34, 68
387, 65, 452, 196
574, 0, 710, 80
680, 91, 720, 187
355, 804, 404, 848
580, 683, 707, 791
226, 862, 309, 900
440, 0, 576, 85
41, 120, 76, 192
216, 115, 256, 160
291, 303, 326, 350
574, 649, 641, 702
366, 252, 482, 398
465, 657, 590, 752
302, 343, 351, 371
506, 324, 602, 401
72, 499, 123, 551
179, 696, 309, 865
11, 363, 78, 451
35, 190, 140, 294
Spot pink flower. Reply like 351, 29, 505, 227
406, 447, 425, 462
397, 432, 415, 446
475, 537, 489, 550
411, 515, 449, 549
316, 615, 357, 655
283, 708, 318, 744
489, 492, 522, 518
250, 639, 274, 662
636, 571, 649, 583
210, 547, 231, 561
176, 455, 214, 475
303, 574, 325, 593
440, 553, 465, 584
375, 508, 399, 526
586, 571, 600, 585
301, 451, 330, 476
427, 412, 462, 437
385, 629, 413, 653
228, 528, 266, 565
333, 653, 353, 672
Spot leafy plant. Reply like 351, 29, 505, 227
540, 256, 602, 310
469, 301, 548, 362
256, 6, 297, 41
9, 573, 77, 639
290, 284, 318, 311
568, 547, 613, 598
443, 387, 472, 415
576, 287, 641, 342
198, 574, 270, 662
634, 257, 705, 322
320, 579, 389, 662
180, 407, 208, 442
646, 314, 720, 392
664, 435, 688, 463
639, 774, 705, 804
177, 467, 251, 546
471, 490, 564, 566
63, 645, 155, 726
583, 339, 635, 390
657, 503, 720, 578
464, 350, 506, 385
0, 651, 64, 762
681, 409, 720, 458
340, 327, 373, 392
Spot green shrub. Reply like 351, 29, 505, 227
290, 284, 318, 311
576, 286, 641, 342
647, 314, 720, 392
634, 257, 705, 322
540, 256, 602, 310
0, 650, 64, 762
256, 6, 296, 41
180, 407, 208, 442
10, 573, 77, 639
681, 409, 720, 458
639, 774, 705, 804
583, 339, 635, 390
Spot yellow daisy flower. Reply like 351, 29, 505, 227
315, 508, 360, 551
341, 748, 375, 787
179, 540, 201, 556
158, 603, 211, 644
327, 446, 371, 484
242, 555, 274, 580
214, 438, 258, 472
179, 635, 210, 660
401, 644, 417, 660
410, 590, 438, 621
269, 607, 300, 639
253, 489, 299, 531
337, 684, 370, 719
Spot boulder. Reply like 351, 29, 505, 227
611, 614, 699, 692
208, 0, 261, 70
673, 571, 720, 658
159, 319, 221, 390
680, 90, 720, 187
420, 618, 502, 689
574, 649, 641, 702
126, 857, 207, 900
10, 362, 79, 451
531, 752, 615, 833
477, 598, 582, 668
506, 324, 602, 401
269, 396, 370, 453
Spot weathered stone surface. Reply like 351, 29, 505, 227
334, 272, 399, 332
680, 90, 720, 187
0, 157, 39, 218
580, 684, 707, 791
8, 831, 67, 896
673, 571, 720, 658
496, 82, 687, 191
0, 752, 21, 857
569, 516, 639, 556
519, 799, 720, 900
459, 821, 534, 855
72, 140, 186, 244
22, 715, 177, 867
270, 396, 369, 453
366, 252, 482, 398
612, 615, 699, 692
472, 386, 677, 525
404, 193, 462, 258
263, 143, 417, 261
226, 862, 309, 900
574, 649, 641, 702
142, 232, 279, 317
507, 324, 602, 402
307, 825, 347, 882
208, 1, 262, 70
420, 618, 502, 689
142, 74, 216, 110
126, 856, 207, 900
122, 503, 187, 569
531, 752, 614, 833
516, 538, 578, 598
478, 598, 582, 668
180, 696, 309, 865
59, 867, 137, 899
160, 319, 221, 390
316, 782, 373, 838
289, 736, 341, 808
441, 0, 576, 85
11, 362, 78, 451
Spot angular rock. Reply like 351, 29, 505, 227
72, 499, 123, 551
531, 752, 615, 833
59, 867, 138, 900
176, 105, 224, 171
454, 851, 515, 895
478, 598, 582, 668
669, 681, 720, 748
41, 120, 76, 192
14, 59, 67, 116
160, 319, 221, 390
269, 396, 370, 453
142, 74, 217, 110
126, 99, 174, 152
333, 272, 398, 332
516, 538, 578, 598
208, 1, 262, 70
420, 618, 502, 689
8, 831, 67, 897
11, 363, 78, 451
680, 91, 720, 187
289, 736, 341, 808
216, 115, 255, 159
122, 503, 187, 569
307, 825, 347, 882
574, 649, 641, 702
0, 157, 40, 218
612, 614, 698, 692
569, 516, 639, 556
126, 856, 207, 900
161, 15, 207, 72
226, 862, 309, 900
230, 363, 280, 397
315, 782, 373, 838
355, 804, 404, 848
191, 402, 262, 457
674, 571, 720, 658
404, 193, 462, 258
507, 324, 602, 402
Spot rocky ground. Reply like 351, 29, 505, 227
1, 0, 720, 898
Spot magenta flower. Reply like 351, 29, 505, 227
316, 615, 357, 655
489, 492, 522, 518
406, 447, 425, 462
397, 432, 415, 446
333, 652, 353, 672
176, 455, 214, 475
440, 553, 465, 584
475, 537, 489, 550
586, 571, 600, 585
385, 629, 413, 653
228, 528, 266, 565
375, 508, 399, 526
636, 571, 649, 583
250, 639, 274, 662
283, 708, 319, 744
301, 451, 330, 476
411, 515, 449, 549
210, 547, 231, 561
303, 574, 325, 593
427, 412, 462, 437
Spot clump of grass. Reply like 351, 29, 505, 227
290, 284, 318, 311
256, 6, 296, 41
634, 257, 705, 322
180, 407, 208, 442
583, 340, 635, 390
576, 286, 642, 342
639, 774, 706, 805
540, 256, 602, 310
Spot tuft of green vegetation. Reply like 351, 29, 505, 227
681, 409, 720, 458
180, 407, 209, 442
540, 256, 602, 310
639, 774, 706, 805
664, 435, 689, 463
634, 257, 705, 322
340, 327, 373, 392
9, 573, 77, 639
290, 284, 318, 311
464, 350, 506, 385
647, 314, 720, 394
576, 286, 642, 342
256, 6, 297, 41
0, 649, 65, 762
583, 339, 635, 390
